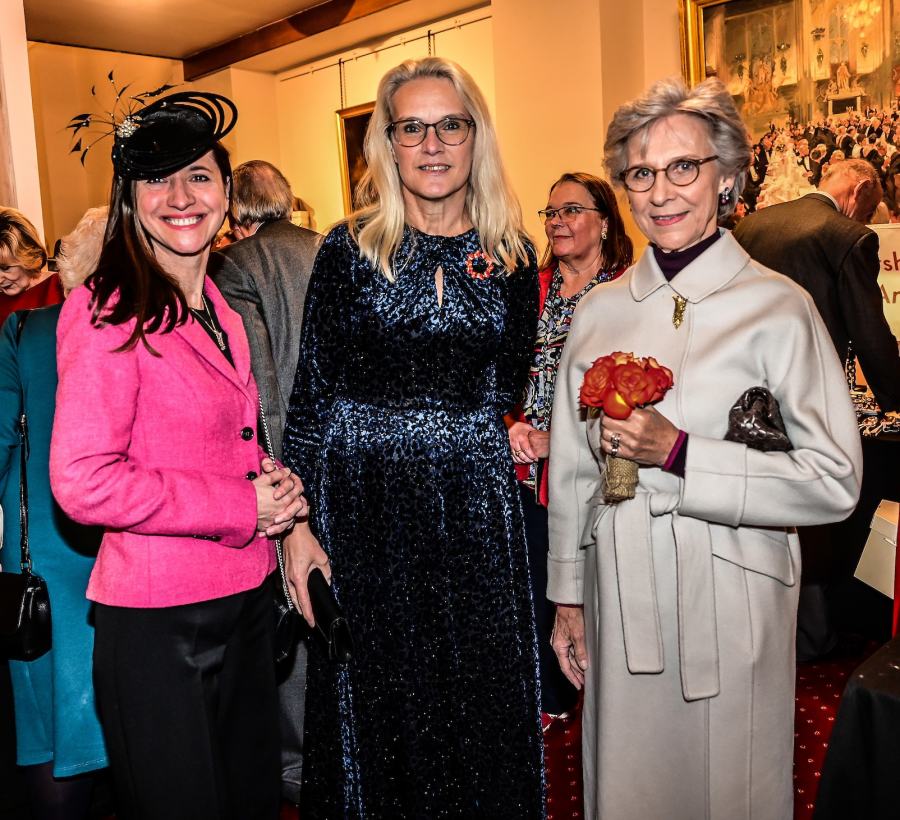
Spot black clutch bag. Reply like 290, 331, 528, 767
0, 311, 52, 661
272, 564, 353, 665
724, 386, 793, 452
308, 567, 353, 663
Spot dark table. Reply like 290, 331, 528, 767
798, 432, 900, 644
814, 635, 900, 819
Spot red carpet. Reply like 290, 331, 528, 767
544, 701, 585, 819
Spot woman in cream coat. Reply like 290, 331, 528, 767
548, 78, 862, 819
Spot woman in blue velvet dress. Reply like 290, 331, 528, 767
282, 57, 544, 818
0, 209, 108, 818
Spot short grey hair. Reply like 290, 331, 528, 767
230, 160, 293, 226
604, 76, 752, 218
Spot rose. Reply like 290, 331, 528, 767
612, 361, 658, 407
601, 386, 633, 419
580, 356, 617, 407
642, 357, 675, 403
579, 352, 673, 417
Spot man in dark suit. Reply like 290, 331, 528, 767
735, 159, 900, 658
209, 160, 321, 803
840, 126, 856, 156
735, 158, 899, 409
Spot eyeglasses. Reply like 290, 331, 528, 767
620, 155, 719, 192
388, 117, 475, 147
537, 205, 602, 223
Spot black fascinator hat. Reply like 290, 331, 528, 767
110, 91, 237, 179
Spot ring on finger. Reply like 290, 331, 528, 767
610, 433, 620, 458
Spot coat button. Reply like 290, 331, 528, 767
241, 427, 254, 441
246, 471, 258, 481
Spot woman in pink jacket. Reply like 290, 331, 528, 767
49, 91, 306, 819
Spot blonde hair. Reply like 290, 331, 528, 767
0, 207, 46, 275
57, 207, 108, 293
350, 57, 530, 280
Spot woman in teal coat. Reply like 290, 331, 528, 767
0, 209, 108, 817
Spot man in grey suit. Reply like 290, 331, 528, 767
210, 160, 321, 802
735, 159, 900, 659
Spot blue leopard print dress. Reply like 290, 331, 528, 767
283, 223, 545, 819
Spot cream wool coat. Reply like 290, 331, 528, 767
548, 231, 862, 820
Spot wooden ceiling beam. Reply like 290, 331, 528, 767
183, 0, 409, 80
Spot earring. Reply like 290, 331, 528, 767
601, 229, 608, 241
719, 187, 731, 206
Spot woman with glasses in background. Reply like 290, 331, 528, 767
282, 57, 544, 817
506, 173, 631, 779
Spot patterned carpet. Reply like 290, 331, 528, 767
793, 639, 879, 819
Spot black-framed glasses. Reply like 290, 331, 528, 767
388, 117, 475, 147
620, 155, 719, 192
537, 205, 602, 223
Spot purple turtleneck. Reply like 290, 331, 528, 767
648, 231, 723, 476
652, 230, 722, 281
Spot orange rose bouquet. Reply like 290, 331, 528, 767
580, 352, 674, 501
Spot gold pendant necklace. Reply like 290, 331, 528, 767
672, 294, 687, 329
191, 294, 226, 351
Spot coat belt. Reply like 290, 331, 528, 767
592, 492, 720, 701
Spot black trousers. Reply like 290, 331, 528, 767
93, 577, 280, 820
520, 485, 578, 715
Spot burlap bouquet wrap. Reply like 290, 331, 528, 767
602, 456, 639, 502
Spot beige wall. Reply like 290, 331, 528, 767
25, 3, 683, 248
275, 8, 494, 233
1, 0, 43, 238
27, 43, 182, 246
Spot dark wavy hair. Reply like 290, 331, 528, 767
86, 142, 232, 352
538, 172, 634, 272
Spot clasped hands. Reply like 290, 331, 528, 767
508, 421, 550, 464
253, 457, 308, 538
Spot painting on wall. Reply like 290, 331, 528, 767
337, 102, 375, 216
681, 0, 897, 134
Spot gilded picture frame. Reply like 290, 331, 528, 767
336, 102, 375, 216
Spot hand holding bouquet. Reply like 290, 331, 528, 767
580, 352, 674, 502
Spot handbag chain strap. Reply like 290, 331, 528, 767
257, 394, 295, 611
15, 310, 33, 575
845, 340, 858, 391
18, 414, 31, 574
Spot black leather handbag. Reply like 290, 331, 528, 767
258, 398, 352, 664
724, 386, 793, 452
0, 311, 51, 661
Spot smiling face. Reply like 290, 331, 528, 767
134, 150, 228, 273
624, 113, 733, 253
0, 256, 35, 297
544, 181, 608, 268
389, 77, 474, 213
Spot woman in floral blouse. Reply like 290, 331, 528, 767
507, 172, 633, 725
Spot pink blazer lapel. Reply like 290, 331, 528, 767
172, 278, 254, 398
